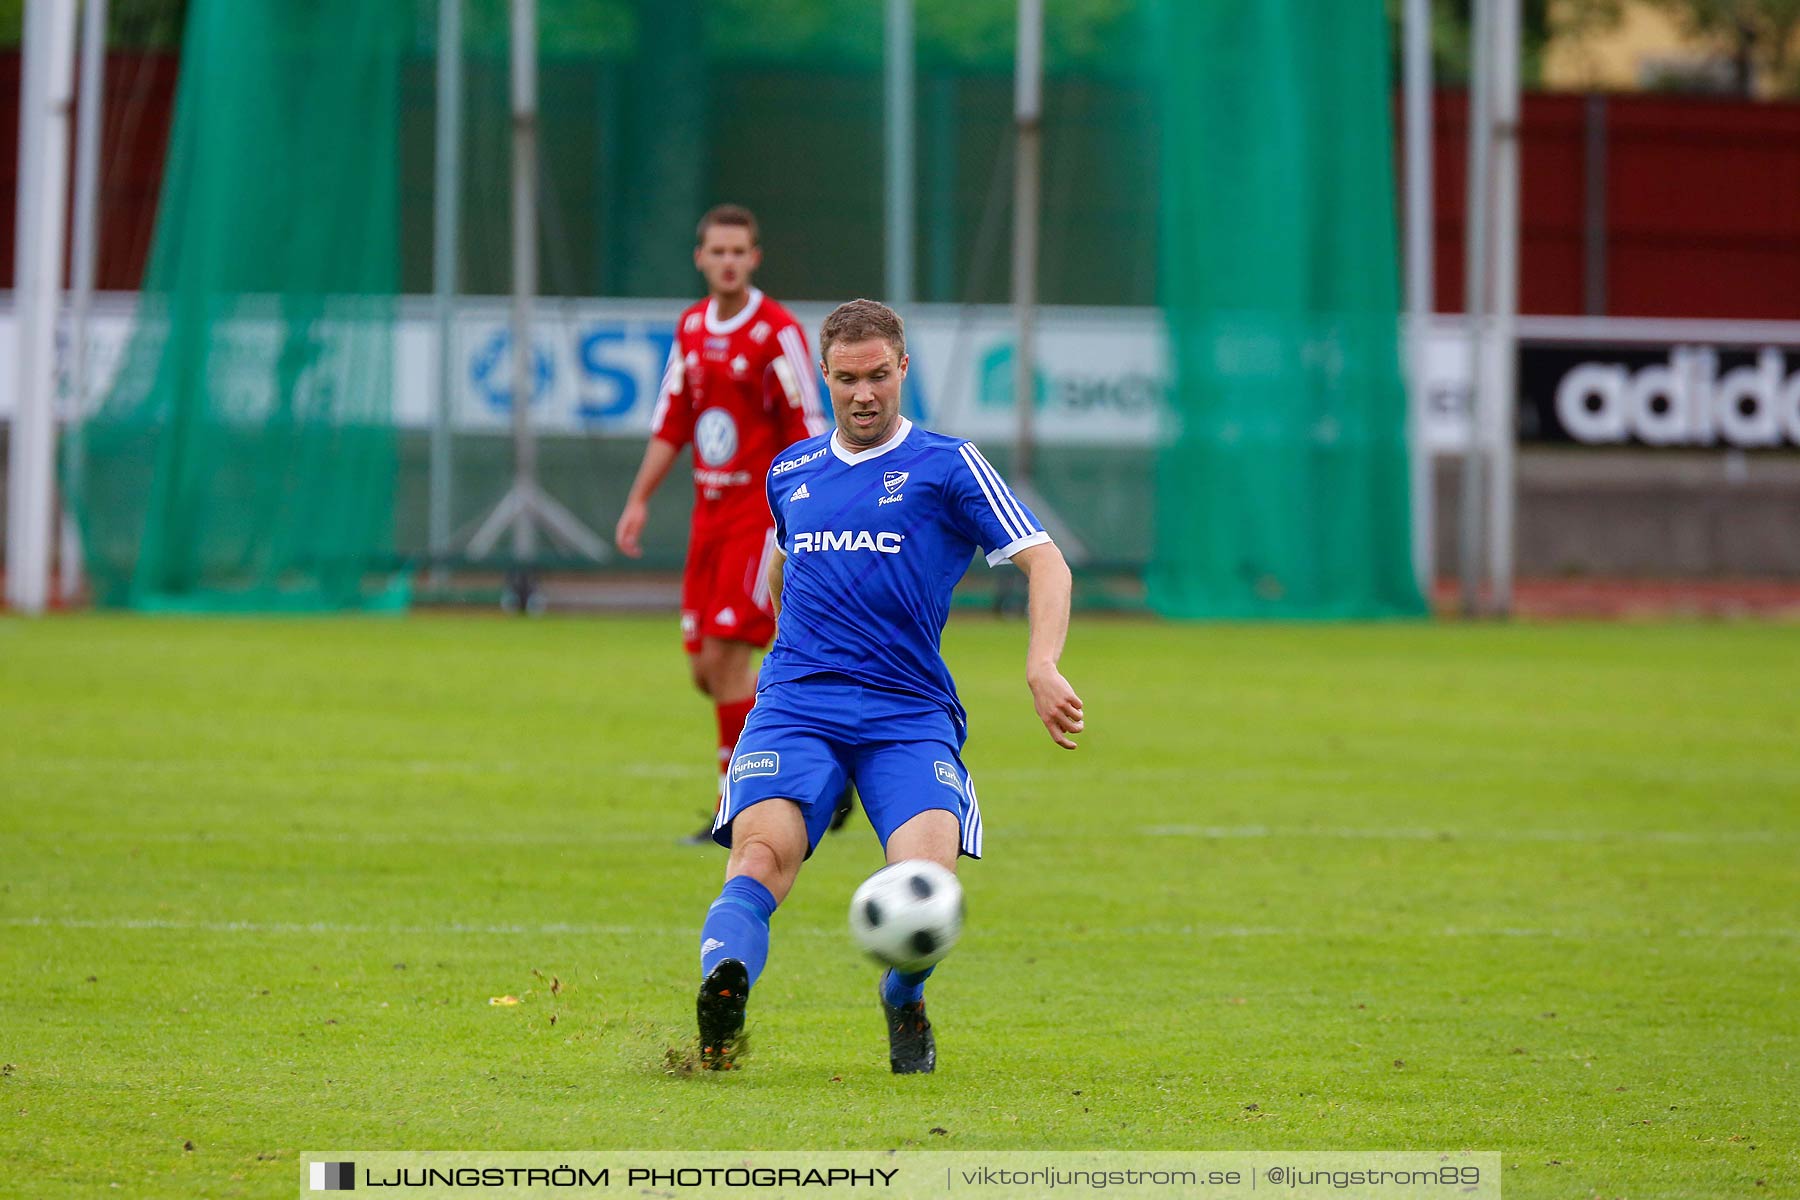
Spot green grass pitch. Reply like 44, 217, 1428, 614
1, 613, 1795, 1198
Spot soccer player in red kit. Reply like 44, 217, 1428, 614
615, 205, 829, 840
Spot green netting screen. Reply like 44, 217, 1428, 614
1148, 0, 1424, 619
49, 0, 1424, 617
68, 0, 409, 611
390, 0, 1162, 593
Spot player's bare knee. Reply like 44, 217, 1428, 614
724, 801, 807, 900
726, 833, 798, 897
727, 834, 780, 880
687, 653, 715, 696
695, 641, 752, 699
885, 809, 961, 873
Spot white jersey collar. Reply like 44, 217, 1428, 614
704, 288, 764, 335
830, 417, 913, 464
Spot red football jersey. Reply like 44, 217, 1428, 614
650, 288, 828, 537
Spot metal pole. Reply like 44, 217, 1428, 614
464, 0, 603, 587
1486, 0, 1522, 615
63, 0, 107, 604
6, 0, 77, 615
430, 0, 462, 587
1402, 0, 1435, 603
509, 0, 538, 565
1011, 0, 1042, 486
926, 74, 957, 302
1458, 0, 1494, 616
1582, 94, 1607, 316
884, 0, 914, 307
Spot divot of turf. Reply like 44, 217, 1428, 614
661, 1045, 698, 1076
664, 1028, 753, 1076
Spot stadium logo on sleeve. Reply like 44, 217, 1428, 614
310, 1162, 356, 1191
934, 762, 964, 795
732, 751, 781, 782
771, 446, 829, 475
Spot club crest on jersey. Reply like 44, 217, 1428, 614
694, 408, 739, 467
884, 471, 908, 494
732, 750, 780, 782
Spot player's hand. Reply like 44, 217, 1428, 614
614, 499, 648, 559
1027, 665, 1083, 750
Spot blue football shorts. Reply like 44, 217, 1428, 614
711, 674, 984, 859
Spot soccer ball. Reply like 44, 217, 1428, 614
848, 860, 964, 973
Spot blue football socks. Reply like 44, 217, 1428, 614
699, 876, 779, 988
881, 965, 935, 1009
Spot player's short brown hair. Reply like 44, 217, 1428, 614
695, 204, 759, 246
819, 299, 906, 368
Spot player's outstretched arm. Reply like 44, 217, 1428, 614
614, 438, 680, 558
1010, 541, 1083, 751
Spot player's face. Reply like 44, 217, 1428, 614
694, 225, 760, 298
823, 338, 908, 450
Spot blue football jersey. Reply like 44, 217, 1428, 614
757, 418, 1051, 739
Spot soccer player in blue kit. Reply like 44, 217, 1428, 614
693, 299, 1085, 1073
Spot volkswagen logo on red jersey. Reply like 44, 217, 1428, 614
695, 407, 739, 466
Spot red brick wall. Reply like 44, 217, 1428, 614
6, 56, 1800, 319
1423, 90, 1800, 319
0, 51, 179, 292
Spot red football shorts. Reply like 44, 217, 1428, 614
680, 525, 779, 655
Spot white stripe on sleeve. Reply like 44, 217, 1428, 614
751, 528, 776, 613
649, 342, 682, 435
984, 530, 1051, 567
957, 444, 1027, 543
778, 326, 828, 435
967, 444, 1041, 536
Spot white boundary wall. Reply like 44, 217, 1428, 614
7, 296, 1800, 452
0, 295, 1167, 447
